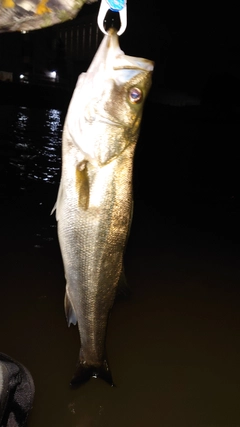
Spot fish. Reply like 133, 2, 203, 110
53, 28, 154, 386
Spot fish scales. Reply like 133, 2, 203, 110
54, 28, 154, 386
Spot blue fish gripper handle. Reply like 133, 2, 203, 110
107, 0, 125, 12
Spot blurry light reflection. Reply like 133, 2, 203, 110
10, 107, 63, 186
45, 109, 62, 134
15, 107, 29, 132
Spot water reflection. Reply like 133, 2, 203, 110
8, 107, 63, 187
0, 104, 63, 248
14, 106, 29, 134
45, 108, 61, 134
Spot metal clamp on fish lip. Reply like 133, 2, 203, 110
97, 0, 127, 36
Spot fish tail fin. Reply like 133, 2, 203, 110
70, 359, 114, 387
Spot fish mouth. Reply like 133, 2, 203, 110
113, 57, 155, 71
108, 29, 154, 73
113, 55, 154, 74
114, 65, 153, 72
87, 28, 154, 79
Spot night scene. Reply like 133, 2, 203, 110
0, 1, 240, 426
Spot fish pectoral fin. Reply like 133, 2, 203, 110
76, 161, 89, 210
64, 291, 77, 327
70, 359, 114, 387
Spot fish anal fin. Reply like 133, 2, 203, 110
64, 291, 77, 327
76, 161, 89, 210
70, 359, 114, 388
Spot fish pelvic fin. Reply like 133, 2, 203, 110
64, 290, 77, 326
70, 359, 114, 388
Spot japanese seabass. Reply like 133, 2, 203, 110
53, 28, 154, 386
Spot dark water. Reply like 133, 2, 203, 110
1, 102, 240, 427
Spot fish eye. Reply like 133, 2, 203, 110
129, 87, 142, 103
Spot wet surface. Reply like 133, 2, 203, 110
0, 102, 240, 426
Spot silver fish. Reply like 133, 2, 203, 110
54, 28, 154, 386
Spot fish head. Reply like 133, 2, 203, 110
65, 29, 154, 165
